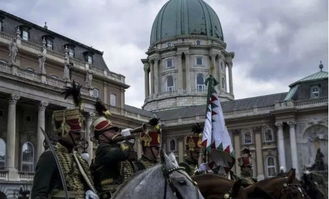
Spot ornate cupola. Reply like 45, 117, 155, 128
142, 0, 235, 112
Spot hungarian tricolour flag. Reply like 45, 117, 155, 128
202, 75, 235, 169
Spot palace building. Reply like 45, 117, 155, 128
0, 0, 327, 197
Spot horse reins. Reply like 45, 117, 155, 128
278, 182, 305, 199
162, 166, 200, 199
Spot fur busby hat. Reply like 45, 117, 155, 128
186, 123, 203, 152
140, 118, 161, 148
53, 81, 85, 136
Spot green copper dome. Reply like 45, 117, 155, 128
150, 0, 224, 46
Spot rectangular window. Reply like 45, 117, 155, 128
196, 57, 203, 65
0, 20, 3, 31
46, 39, 53, 50
243, 132, 252, 145
87, 55, 93, 64
110, 94, 117, 106
68, 48, 75, 57
166, 59, 173, 68
22, 30, 29, 41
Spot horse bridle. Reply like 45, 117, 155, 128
162, 166, 200, 199
278, 182, 306, 199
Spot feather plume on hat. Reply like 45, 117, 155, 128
61, 80, 82, 108
95, 99, 111, 118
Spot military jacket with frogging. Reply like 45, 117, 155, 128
90, 142, 131, 196
31, 142, 92, 199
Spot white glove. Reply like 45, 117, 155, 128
121, 128, 132, 136
85, 190, 99, 199
198, 163, 209, 172
121, 128, 134, 144
81, 152, 90, 162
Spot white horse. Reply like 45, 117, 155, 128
112, 152, 204, 199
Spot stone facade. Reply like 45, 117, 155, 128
0, 10, 148, 197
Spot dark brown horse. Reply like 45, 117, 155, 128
192, 174, 248, 199
244, 169, 310, 199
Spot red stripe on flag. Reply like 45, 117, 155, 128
202, 140, 207, 147
224, 146, 230, 153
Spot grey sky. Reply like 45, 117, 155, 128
1, 0, 327, 108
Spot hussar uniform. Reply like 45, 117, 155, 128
31, 108, 95, 199
179, 132, 202, 176
90, 115, 136, 199
137, 126, 161, 169
238, 148, 256, 186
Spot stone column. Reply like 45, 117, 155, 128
177, 53, 183, 92
154, 59, 159, 95
225, 54, 234, 95
178, 137, 184, 163
275, 121, 286, 171
144, 62, 150, 98
6, 94, 20, 178
255, 127, 264, 180
86, 112, 95, 164
185, 53, 191, 93
288, 121, 299, 176
37, 101, 48, 159
233, 131, 241, 176
150, 61, 154, 97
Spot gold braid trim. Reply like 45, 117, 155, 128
54, 143, 86, 198
120, 160, 135, 182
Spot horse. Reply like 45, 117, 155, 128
112, 151, 204, 199
301, 171, 327, 199
192, 174, 248, 199
244, 169, 310, 199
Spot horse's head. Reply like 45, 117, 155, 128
277, 169, 311, 199
193, 174, 247, 199
161, 151, 204, 199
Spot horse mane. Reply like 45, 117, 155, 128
111, 164, 161, 198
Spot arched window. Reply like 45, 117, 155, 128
266, 156, 276, 177
21, 142, 34, 172
166, 76, 174, 92
0, 138, 5, 170
169, 139, 176, 151
197, 73, 205, 92
243, 131, 252, 145
264, 128, 274, 143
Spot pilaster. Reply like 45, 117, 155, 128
178, 137, 184, 163
275, 121, 286, 171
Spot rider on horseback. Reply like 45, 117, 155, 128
136, 119, 161, 169
180, 123, 203, 176
90, 101, 136, 199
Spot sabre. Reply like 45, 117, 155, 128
40, 127, 69, 199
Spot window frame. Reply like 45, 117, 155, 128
196, 73, 205, 92
46, 38, 54, 50
166, 75, 175, 92
242, 130, 253, 145
196, 56, 203, 66
265, 156, 277, 177
20, 142, 34, 173
21, 29, 29, 41
0, 138, 5, 170
166, 58, 173, 68
0, 19, 3, 32
110, 94, 117, 107
196, 40, 201, 45
263, 128, 275, 143
310, 85, 320, 99
169, 139, 176, 152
